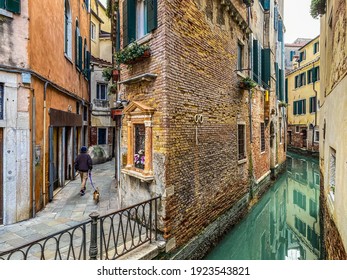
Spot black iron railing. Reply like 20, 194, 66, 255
0, 196, 160, 260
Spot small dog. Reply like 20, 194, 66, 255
93, 188, 100, 203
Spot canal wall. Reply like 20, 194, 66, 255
320, 173, 347, 260
158, 163, 285, 260
287, 146, 319, 159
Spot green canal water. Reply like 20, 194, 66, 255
205, 152, 321, 260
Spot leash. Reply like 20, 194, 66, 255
88, 171, 97, 192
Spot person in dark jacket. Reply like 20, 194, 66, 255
74, 146, 92, 196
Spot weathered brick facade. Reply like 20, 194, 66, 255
116, 0, 286, 253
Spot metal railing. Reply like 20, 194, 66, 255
0, 196, 160, 260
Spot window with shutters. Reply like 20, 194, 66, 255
295, 73, 306, 88
310, 96, 316, 113
313, 42, 319, 54
75, 19, 83, 71
293, 99, 306, 115
262, 48, 271, 88
299, 50, 306, 62
253, 39, 262, 85
91, 22, 96, 41
122, 0, 158, 47
0, 0, 20, 14
64, 0, 72, 59
96, 83, 108, 100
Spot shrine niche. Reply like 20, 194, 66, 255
121, 101, 155, 181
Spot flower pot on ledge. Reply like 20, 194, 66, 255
124, 50, 151, 65
112, 69, 120, 81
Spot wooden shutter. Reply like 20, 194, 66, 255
278, 20, 283, 42
5, 0, 20, 13
147, 0, 158, 32
78, 36, 83, 70
293, 101, 297, 115
274, 7, 278, 31
279, 69, 284, 101
303, 99, 306, 114
116, 9, 120, 51
253, 40, 259, 83
275, 62, 279, 97
261, 48, 271, 88
123, 0, 136, 46
0, 0, 5, 9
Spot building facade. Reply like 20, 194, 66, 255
319, 0, 347, 259
285, 38, 312, 71
89, 0, 115, 162
286, 36, 320, 153
113, 0, 286, 255
0, 0, 91, 225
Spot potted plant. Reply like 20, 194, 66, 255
310, 0, 326, 19
115, 42, 151, 65
278, 101, 288, 108
239, 77, 257, 90
112, 69, 120, 81
243, 0, 254, 7
102, 67, 113, 82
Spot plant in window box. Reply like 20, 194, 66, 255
243, 0, 254, 7
134, 149, 145, 170
239, 77, 257, 90
278, 101, 288, 108
108, 83, 117, 95
115, 42, 151, 65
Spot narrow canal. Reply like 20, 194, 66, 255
205, 152, 321, 260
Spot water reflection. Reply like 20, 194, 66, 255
205, 153, 321, 260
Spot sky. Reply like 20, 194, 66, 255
283, 0, 320, 43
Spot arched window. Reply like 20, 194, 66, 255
64, 0, 72, 58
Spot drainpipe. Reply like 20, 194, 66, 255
312, 64, 318, 152
43, 81, 49, 206
31, 89, 36, 217
247, 7, 253, 143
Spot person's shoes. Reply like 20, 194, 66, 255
80, 189, 85, 196
83, 187, 86, 191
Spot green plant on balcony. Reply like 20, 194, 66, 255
115, 42, 151, 66
278, 101, 288, 108
102, 67, 113, 82
239, 77, 257, 90
310, 0, 326, 19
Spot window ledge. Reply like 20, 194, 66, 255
119, 73, 157, 85
64, 54, 73, 64
136, 33, 153, 45
121, 168, 154, 182
238, 158, 247, 165
0, 8, 13, 18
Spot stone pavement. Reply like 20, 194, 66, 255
0, 159, 120, 252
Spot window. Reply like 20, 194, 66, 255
294, 216, 306, 236
83, 105, 88, 121
96, 83, 108, 100
279, 121, 282, 144
309, 96, 316, 113
293, 190, 306, 210
237, 42, 243, 70
295, 126, 300, 133
0, 0, 20, 14
299, 50, 306, 62
238, 124, 246, 161
64, 0, 72, 59
98, 128, 107, 145
313, 42, 319, 54
290, 50, 295, 62
260, 123, 265, 152
75, 19, 83, 70
294, 72, 306, 88
314, 130, 319, 142
83, 38, 90, 79
329, 148, 336, 199
91, 22, 96, 41
293, 99, 306, 115
123, 0, 158, 46
0, 83, 4, 120
309, 199, 318, 218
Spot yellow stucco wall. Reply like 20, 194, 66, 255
287, 36, 320, 126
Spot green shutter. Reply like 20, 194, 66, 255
285, 78, 288, 103
279, 69, 284, 101
86, 51, 91, 80
123, 0, 136, 46
147, 0, 158, 32
5, 0, 20, 13
0, 0, 5, 9
312, 67, 318, 82
303, 99, 306, 114
253, 40, 259, 83
293, 101, 297, 115
116, 9, 121, 51
298, 100, 302, 114
261, 48, 271, 88
275, 62, 279, 97
78, 36, 83, 70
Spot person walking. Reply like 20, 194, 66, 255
74, 146, 93, 196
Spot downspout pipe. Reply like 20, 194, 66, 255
31, 89, 36, 218
248, 7, 253, 143
43, 81, 49, 206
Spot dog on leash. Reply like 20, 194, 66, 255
93, 188, 100, 203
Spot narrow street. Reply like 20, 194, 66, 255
0, 160, 119, 252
